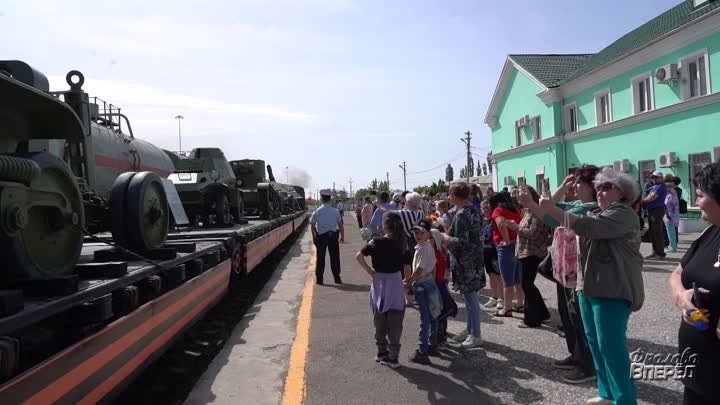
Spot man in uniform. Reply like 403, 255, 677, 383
311, 192, 345, 285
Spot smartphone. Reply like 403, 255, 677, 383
542, 178, 550, 198
693, 282, 708, 309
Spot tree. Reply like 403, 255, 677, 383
370, 178, 378, 190
482, 163, 488, 176
486, 152, 493, 173
476, 160, 482, 176
378, 180, 390, 192
459, 167, 467, 179
445, 164, 454, 183
466, 160, 474, 179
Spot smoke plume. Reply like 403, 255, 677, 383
288, 167, 312, 188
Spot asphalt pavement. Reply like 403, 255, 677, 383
304, 212, 690, 405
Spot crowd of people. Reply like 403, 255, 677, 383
310, 162, 717, 405
343, 161, 720, 405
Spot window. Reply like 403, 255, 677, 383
515, 125, 523, 147
632, 74, 654, 114
564, 103, 578, 133
594, 89, 612, 125
681, 51, 710, 100
689, 152, 712, 204
517, 176, 526, 186
638, 160, 656, 190
531, 116, 541, 141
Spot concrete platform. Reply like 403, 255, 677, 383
186, 212, 690, 405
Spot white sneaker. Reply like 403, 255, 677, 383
586, 398, 612, 405
452, 329, 469, 343
461, 335, 483, 349
496, 299, 504, 310
483, 298, 498, 308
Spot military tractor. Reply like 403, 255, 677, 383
229, 159, 284, 219
0, 60, 172, 287
265, 165, 304, 214
165, 147, 244, 227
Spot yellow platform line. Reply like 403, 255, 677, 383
281, 241, 316, 405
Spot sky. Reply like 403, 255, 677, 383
0, 0, 683, 196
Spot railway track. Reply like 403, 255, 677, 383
111, 221, 308, 405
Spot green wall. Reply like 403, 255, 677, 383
565, 33, 720, 130
566, 100, 720, 203
496, 142, 563, 190
491, 69, 558, 153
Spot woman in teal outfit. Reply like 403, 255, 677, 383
542, 167, 644, 405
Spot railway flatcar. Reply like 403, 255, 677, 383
0, 61, 308, 405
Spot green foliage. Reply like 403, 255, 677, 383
445, 164, 454, 182
414, 179, 448, 196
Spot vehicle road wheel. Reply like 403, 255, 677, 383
1, 153, 85, 282
125, 171, 169, 250
109, 171, 137, 247
214, 193, 232, 227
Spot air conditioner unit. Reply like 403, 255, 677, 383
659, 152, 677, 168
656, 64, 679, 83
516, 115, 530, 127
714, 146, 720, 162
613, 159, 631, 173
503, 176, 515, 186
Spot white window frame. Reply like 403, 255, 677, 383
531, 116, 541, 141
563, 103, 578, 133
631, 72, 654, 114
594, 89, 612, 126
679, 49, 711, 101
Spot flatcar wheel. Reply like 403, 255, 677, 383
109, 172, 137, 247
2, 153, 84, 280
125, 171, 169, 250
214, 193, 231, 227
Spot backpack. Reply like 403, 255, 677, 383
679, 199, 688, 214
433, 242, 447, 284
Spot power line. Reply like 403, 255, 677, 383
407, 152, 465, 175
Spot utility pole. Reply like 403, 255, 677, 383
398, 161, 407, 191
349, 178, 353, 200
174, 114, 184, 153
460, 130, 472, 183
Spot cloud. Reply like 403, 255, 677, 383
47, 75, 319, 125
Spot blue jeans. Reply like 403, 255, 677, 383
413, 284, 437, 353
666, 223, 678, 251
497, 241, 521, 287
464, 291, 481, 338
578, 294, 636, 405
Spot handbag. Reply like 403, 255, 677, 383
551, 211, 579, 288
537, 252, 557, 284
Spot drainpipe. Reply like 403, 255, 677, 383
559, 98, 568, 181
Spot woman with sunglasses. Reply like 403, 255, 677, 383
669, 162, 720, 405
542, 167, 644, 405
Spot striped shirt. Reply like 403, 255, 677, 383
399, 209, 424, 239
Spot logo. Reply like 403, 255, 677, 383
629, 348, 698, 380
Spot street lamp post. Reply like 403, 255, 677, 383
174, 115, 184, 153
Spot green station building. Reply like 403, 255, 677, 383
485, 0, 720, 231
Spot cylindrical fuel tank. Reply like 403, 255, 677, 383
91, 123, 174, 198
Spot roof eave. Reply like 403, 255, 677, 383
559, 5, 720, 88
484, 57, 549, 129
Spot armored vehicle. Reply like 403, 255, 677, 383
166, 147, 243, 227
